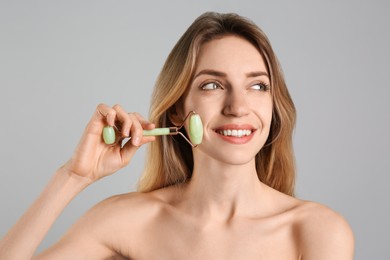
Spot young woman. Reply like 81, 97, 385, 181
0, 12, 354, 259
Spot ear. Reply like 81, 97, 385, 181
167, 104, 183, 126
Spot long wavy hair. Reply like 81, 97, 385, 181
137, 12, 296, 196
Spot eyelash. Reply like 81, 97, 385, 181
200, 81, 270, 91
250, 82, 270, 91
200, 81, 223, 90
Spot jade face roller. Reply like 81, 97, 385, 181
102, 111, 203, 147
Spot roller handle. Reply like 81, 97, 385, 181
142, 127, 176, 136
102, 127, 177, 145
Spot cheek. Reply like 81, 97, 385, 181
265, 101, 273, 123
183, 93, 214, 119
182, 90, 197, 113
266, 107, 273, 127
252, 96, 273, 125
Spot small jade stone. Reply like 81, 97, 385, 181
189, 114, 203, 145
103, 126, 116, 145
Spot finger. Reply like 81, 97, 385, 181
139, 135, 156, 147
132, 112, 155, 130
128, 113, 143, 146
113, 104, 133, 137
96, 103, 116, 126
85, 104, 116, 137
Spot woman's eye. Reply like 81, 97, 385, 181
201, 82, 222, 90
250, 82, 270, 91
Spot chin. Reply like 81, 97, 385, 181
220, 150, 258, 165
196, 145, 260, 166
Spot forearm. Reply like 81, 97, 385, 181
0, 167, 91, 260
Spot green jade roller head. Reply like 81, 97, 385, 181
102, 111, 203, 147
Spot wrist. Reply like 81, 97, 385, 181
49, 166, 93, 199
57, 162, 94, 187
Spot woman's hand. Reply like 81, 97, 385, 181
0, 103, 154, 259
63, 103, 155, 183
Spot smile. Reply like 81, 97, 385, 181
213, 124, 257, 144
217, 129, 252, 137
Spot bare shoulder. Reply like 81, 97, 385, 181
293, 201, 355, 259
90, 190, 164, 215
80, 190, 167, 233
42, 191, 166, 258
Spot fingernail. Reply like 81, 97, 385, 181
123, 128, 129, 137
133, 136, 140, 146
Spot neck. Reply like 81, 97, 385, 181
179, 154, 266, 221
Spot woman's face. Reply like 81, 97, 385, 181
182, 35, 273, 165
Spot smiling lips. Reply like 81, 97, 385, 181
214, 124, 256, 144
218, 129, 252, 137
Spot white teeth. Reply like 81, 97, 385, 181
218, 129, 252, 137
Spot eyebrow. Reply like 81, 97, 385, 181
193, 69, 269, 79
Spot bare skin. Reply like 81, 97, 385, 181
0, 36, 354, 259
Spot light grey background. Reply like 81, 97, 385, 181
1, 1, 389, 259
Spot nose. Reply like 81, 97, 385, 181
222, 89, 250, 117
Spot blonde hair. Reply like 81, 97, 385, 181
138, 12, 296, 196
